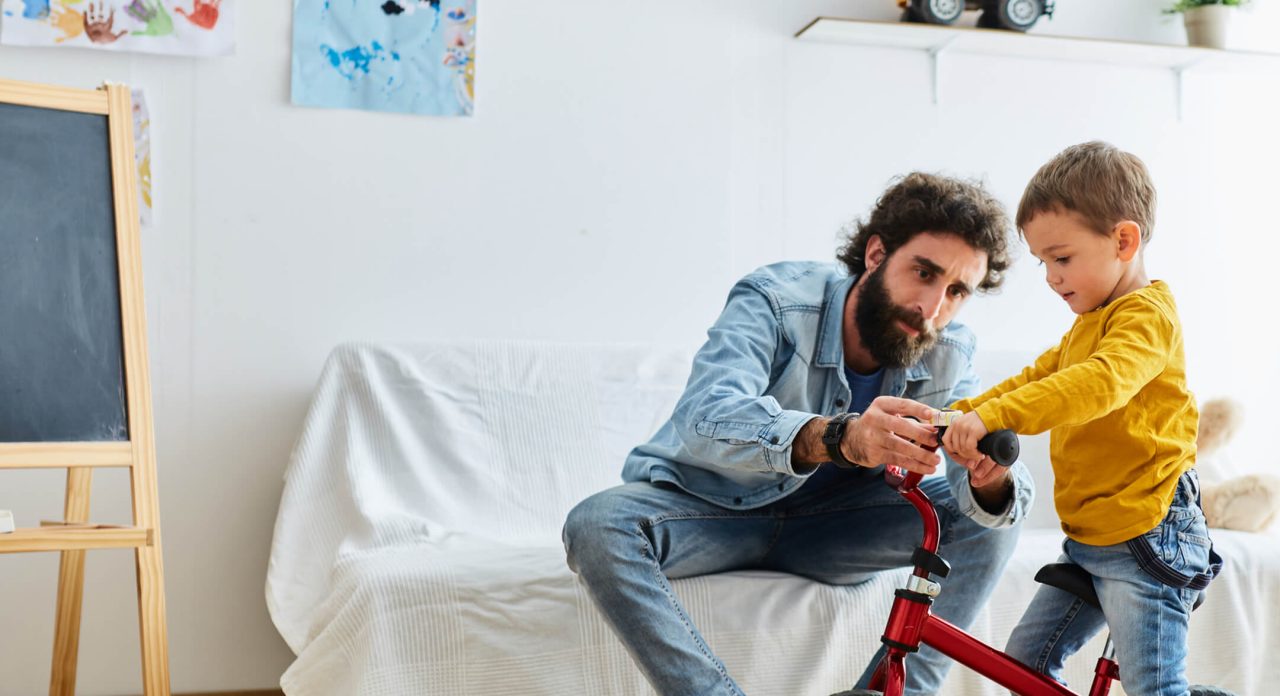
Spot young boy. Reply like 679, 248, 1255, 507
942, 141, 1220, 696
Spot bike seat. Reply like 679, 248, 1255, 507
1035, 563, 1206, 611
1035, 563, 1101, 610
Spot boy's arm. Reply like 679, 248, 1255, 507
942, 345, 1035, 529
971, 305, 1174, 435
950, 340, 1063, 412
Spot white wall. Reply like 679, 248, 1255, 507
1, 1, 1278, 693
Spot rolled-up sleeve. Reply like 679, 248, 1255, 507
671, 281, 816, 477
944, 349, 1035, 529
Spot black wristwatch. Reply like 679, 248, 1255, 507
822, 412, 860, 469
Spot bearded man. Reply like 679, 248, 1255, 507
563, 172, 1035, 696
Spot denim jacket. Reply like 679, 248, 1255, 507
623, 261, 1033, 528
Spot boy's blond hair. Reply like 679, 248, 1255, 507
1017, 141, 1156, 243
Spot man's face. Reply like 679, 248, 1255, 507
855, 232, 988, 368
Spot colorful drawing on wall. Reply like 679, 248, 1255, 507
291, 0, 476, 117
131, 88, 153, 227
0, 0, 235, 56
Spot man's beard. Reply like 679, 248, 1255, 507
854, 266, 940, 369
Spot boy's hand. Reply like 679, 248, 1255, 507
942, 411, 989, 463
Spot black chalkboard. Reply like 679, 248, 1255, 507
0, 101, 129, 442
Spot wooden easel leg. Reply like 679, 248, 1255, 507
50, 467, 92, 696
135, 544, 171, 696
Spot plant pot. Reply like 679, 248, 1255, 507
1183, 5, 1232, 50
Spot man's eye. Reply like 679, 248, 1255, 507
949, 286, 967, 298
1056, 257, 1070, 265
916, 268, 932, 280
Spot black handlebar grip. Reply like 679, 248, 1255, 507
977, 429, 1019, 467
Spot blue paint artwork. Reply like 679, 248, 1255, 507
292, 0, 476, 117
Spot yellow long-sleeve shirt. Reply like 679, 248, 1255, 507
953, 281, 1198, 545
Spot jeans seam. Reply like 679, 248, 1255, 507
759, 518, 786, 560
637, 522, 741, 695
1036, 597, 1085, 672
646, 510, 773, 526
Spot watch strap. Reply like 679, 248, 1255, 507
821, 412, 860, 469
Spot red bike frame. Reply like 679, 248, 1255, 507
866, 468, 1119, 696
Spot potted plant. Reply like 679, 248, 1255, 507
1165, 0, 1249, 49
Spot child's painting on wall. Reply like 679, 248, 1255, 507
1, 0, 235, 56
291, 0, 477, 117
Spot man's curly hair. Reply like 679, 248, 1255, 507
836, 173, 1013, 292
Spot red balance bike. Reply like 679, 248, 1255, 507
836, 415, 1231, 696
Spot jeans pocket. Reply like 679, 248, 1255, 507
1129, 503, 1213, 589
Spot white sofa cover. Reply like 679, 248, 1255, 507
266, 342, 1280, 695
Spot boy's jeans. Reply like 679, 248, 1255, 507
563, 470, 1021, 696
1005, 470, 1217, 696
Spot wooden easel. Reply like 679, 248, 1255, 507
0, 79, 171, 696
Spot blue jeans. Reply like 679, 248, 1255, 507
563, 469, 1022, 696
1005, 471, 1216, 696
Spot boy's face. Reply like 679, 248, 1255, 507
1023, 208, 1130, 315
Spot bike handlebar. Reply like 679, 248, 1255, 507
976, 429, 1019, 468
885, 427, 1019, 491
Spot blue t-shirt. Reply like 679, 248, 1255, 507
845, 366, 884, 416
801, 366, 884, 490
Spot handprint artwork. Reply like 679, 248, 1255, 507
84, 2, 127, 44
49, 2, 86, 43
124, 0, 175, 37
175, 0, 221, 30
1, 0, 234, 55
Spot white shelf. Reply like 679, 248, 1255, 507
796, 17, 1280, 70
795, 17, 1280, 117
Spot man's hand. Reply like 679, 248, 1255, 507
962, 454, 1009, 489
968, 463, 1014, 512
941, 410, 988, 463
842, 396, 942, 476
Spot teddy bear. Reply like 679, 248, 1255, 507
1195, 398, 1280, 533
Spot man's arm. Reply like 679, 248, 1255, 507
668, 279, 827, 477
969, 471, 1015, 513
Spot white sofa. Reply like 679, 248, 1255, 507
266, 342, 1280, 695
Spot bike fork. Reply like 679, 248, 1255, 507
1088, 635, 1120, 696
868, 649, 908, 696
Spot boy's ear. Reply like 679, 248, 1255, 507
1114, 221, 1142, 262
865, 235, 887, 272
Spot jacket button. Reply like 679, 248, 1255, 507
734, 497, 743, 505
769, 436, 779, 445
777, 483, 786, 492
836, 399, 846, 408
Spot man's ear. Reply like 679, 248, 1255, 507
1115, 221, 1142, 262
864, 235, 887, 273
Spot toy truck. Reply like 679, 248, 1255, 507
898, 0, 1055, 32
